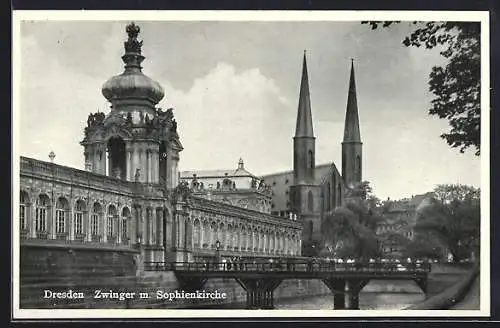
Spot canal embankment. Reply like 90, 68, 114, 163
405, 262, 479, 310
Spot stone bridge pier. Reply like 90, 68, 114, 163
235, 278, 283, 309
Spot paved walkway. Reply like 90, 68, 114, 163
451, 276, 480, 310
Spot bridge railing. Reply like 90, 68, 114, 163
144, 261, 431, 274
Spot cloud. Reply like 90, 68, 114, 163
161, 62, 293, 174
17, 21, 480, 201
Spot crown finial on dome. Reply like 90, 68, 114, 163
101, 22, 165, 107
122, 22, 144, 71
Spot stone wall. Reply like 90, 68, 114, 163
19, 244, 332, 309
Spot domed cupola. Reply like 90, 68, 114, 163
102, 22, 164, 113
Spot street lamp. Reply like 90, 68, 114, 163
215, 240, 221, 270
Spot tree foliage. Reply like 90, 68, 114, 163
320, 202, 382, 259
413, 184, 480, 262
361, 21, 481, 156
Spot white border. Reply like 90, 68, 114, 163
12, 10, 490, 320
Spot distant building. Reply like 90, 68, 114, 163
376, 193, 434, 257
180, 158, 274, 214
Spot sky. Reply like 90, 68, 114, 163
17, 19, 481, 200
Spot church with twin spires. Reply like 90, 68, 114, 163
182, 52, 365, 253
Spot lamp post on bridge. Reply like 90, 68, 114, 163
215, 240, 221, 269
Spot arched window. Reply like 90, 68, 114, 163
20, 191, 29, 231
308, 190, 314, 212
226, 225, 232, 250
325, 182, 331, 211
107, 205, 117, 241
308, 150, 314, 169
74, 200, 85, 239
202, 221, 209, 248
35, 195, 49, 235
308, 220, 314, 240
337, 184, 342, 205
121, 207, 131, 243
356, 155, 361, 181
219, 223, 225, 249
91, 203, 101, 239
235, 229, 240, 251
55, 197, 69, 238
210, 222, 217, 249
193, 219, 201, 248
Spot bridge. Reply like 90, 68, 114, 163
145, 258, 431, 309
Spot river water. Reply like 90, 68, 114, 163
275, 292, 426, 310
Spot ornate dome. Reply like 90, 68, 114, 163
101, 22, 164, 106
102, 72, 164, 104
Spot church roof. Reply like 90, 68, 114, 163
343, 60, 361, 143
180, 159, 259, 179
295, 51, 314, 138
261, 163, 337, 212
180, 168, 257, 179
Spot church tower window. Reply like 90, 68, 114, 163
308, 220, 313, 240
308, 190, 314, 212
356, 155, 361, 182
325, 182, 331, 211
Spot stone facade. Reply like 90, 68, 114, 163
18, 22, 302, 271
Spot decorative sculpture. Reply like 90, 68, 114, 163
126, 112, 133, 125
124, 22, 143, 54
173, 180, 191, 202
134, 168, 141, 182
171, 119, 178, 133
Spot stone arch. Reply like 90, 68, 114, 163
106, 136, 127, 180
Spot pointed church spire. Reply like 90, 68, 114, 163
295, 51, 314, 138
343, 59, 361, 142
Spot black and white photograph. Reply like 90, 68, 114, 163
12, 11, 489, 318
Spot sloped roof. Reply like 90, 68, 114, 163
180, 167, 257, 179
